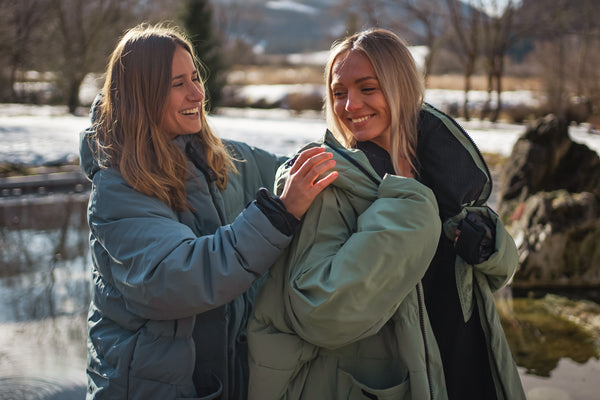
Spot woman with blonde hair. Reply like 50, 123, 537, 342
80, 23, 336, 399
248, 28, 524, 399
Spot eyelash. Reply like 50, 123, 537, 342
332, 87, 376, 97
173, 76, 200, 87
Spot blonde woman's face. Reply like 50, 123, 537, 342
161, 45, 205, 139
330, 51, 391, 151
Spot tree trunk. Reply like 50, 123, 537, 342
491, 57, 505, 122
463, 70, 472, 121
66, 76, 84, 114
481, 71, 494, 120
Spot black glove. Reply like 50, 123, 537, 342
454, 212, 495, 264
255, 187, 301, 236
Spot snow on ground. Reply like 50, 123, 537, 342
1, 87, 599, 167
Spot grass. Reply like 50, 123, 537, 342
426, 74, 543, 92
227, 65, 543, 92
228, 65, 324, 85
482, 152, 508, 169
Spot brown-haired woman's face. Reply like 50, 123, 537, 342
161, 45, 205, 139
330, 51, 391, 151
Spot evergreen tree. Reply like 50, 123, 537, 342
180, 0, 227, 111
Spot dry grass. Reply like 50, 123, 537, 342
482, 152, 508, 168
228, 65, 324, 85
227, 65, 543, 92
426, 74, 543, 92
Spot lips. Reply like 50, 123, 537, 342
349, 114, 374, 124
180, 107, 199, 115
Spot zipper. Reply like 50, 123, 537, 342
417, 283, 434, 400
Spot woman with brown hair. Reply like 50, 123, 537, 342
80, 23, 336, 399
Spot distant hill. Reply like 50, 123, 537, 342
213, 0, 415, 54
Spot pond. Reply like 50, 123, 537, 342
0, 192, 598, 400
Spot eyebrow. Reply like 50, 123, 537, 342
355, 76, 378, 83
171, 70, 198, 81
331, 76, 378, 86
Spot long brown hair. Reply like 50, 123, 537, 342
94, 23, 235, 211
325, 28, 424, 175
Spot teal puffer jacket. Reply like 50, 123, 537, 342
247, 131, 446, 399
80, 127, 290, 399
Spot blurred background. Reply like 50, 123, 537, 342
1, 0, 599, 122
1, 1, 599, 399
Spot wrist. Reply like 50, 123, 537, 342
255, 188, 301, 236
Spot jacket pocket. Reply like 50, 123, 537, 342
192, 371, 224, 400
336, 368, 410, 400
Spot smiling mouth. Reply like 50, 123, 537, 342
180, 107, 199, 115
351, 115, 372, 123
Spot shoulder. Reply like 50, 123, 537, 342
90, 167, 175, 220
223, 139, 274, 159
224, 139, 285, 167
418, 103, 462, 137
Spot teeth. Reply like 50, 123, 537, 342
181, 107, 198, 115
352, 116, 370, 123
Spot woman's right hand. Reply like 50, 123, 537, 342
279, 147, 338, 219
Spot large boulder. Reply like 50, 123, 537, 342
498, 114, 600, 287
499, 114, 600, 216
509, 190, 600, 287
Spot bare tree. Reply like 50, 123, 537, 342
389, 0, 448, 87
49, 0, 172, 113
521, 0, 574, 117
0, 0, 51, 101
528, 0, 600, 121
579, 0, 600, 112
50, 0, 133, 113
334, 0, 389, 32
445, 0, 482, 120
476, 0, 518, 122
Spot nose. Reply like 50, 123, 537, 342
188, 83, 204, 102
345, 90, 362, 112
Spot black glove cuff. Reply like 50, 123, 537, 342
254, 187, 301, 236
454, 212, 495, 264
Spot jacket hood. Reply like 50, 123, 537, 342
275, 130, 382, 202
79, 127, 100, 181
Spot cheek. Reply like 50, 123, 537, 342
333, 101, 345, 119
379, 97, 391, 117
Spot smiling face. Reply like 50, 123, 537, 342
161, 45, 205, 139
330, 50, 391, 151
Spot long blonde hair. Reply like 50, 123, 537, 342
94, 23, 235, 211
325, 28, 424, 175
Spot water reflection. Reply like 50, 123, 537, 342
0, 194, 90, 399
498, 294, 599, 377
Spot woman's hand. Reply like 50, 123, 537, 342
279, 147, 338, 219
